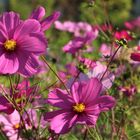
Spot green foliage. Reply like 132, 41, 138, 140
80, 0, 132, 26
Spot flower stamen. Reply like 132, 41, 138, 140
13, 123, 20, 130
4, 40, 16, 51
73, 103, 85, 113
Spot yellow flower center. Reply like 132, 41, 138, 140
73, 103, 85, 113
4, 40, 16, 51
13, 123, 20, 129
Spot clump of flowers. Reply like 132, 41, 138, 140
0, 1, 139, 140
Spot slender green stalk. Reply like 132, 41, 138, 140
41, 56, 70, 94
100, 45, 121, 81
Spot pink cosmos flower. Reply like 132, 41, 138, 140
0, 80, 38, 114
44, 78, 115, 134
0, 110, 22, 140
63, 29, 98, 54
85, 62, 115, 91
68, 62, 115, 92
99, 43, 111, 57
131, 46, 140, 62
0, 12, 47, 76
55, 21, 93, 37
30, 6, 60, 31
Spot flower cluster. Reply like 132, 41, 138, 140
0, 2, 139, 140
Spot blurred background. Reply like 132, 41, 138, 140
0, 0, 138, 66
0, 0, 139, 24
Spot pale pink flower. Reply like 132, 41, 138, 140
63, 29, 98, 54
67, 62, 115, 92
100, 43, 111, 57
0, 110, 22, 140
55, 21, 93, 37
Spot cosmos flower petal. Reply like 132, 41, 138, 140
17, 33, 47, 55
41, 11, 60, 31
70, 81, 84, 103
47, 88, 74, 109
131, 52, 140, 61
0, 53, 19, 74
0, 105, 14, 114
14, 19, 41, 40
17, 53, 39, 77
50, 111, 77, 134
0, 22, 8, 43
44, 110, 66, 121
30, 6, 45, 20
0, 96, 14, 114
95, 96, 116, 111
0, 110, 21, 140
101, 73, 115, 91
80, 78, 102, 103
8, 110, 20, 124
0, 12, 20, 37
63, 37, 84, 54
77, 113, 99, 126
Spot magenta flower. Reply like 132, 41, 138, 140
0, 12, 47, 76
63, 29, 98, 54
0, 80, 38, 114
114, 30, 133, 41
30, 6, 60, 31
0, 110, 22, 140
44, 78, 115, 134
131, 46, 140, 62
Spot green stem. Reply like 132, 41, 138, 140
100, 45, 121, 81
41, 56, 70, 94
